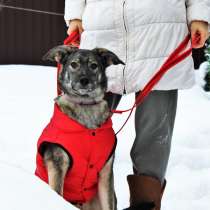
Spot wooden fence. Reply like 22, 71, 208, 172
0, 0, 66, 65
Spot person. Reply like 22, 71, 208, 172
64, 1, 210, 209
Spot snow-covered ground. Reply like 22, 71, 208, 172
0, 63, 210, 210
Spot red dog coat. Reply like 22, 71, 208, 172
35, 104, 116, 203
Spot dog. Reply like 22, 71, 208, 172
35, 45, 125, 210
35, 45, 155, 210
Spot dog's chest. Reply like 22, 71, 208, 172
56, 98, 111, 129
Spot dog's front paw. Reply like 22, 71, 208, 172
123, 202, 155, 210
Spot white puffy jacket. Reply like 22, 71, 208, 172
65, 0, 210, 94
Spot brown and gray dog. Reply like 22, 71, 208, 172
38, 46, 124, 210
38, 46, 155, 210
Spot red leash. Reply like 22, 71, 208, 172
63, 31, 80, 46
113, 34, 193, 135
57, 31, 194, 135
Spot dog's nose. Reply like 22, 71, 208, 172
80, 77, 90, 87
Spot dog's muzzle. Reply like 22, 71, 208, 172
71, 79, 95, 95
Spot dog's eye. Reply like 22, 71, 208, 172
70, 62, 79, 69
90, 63, 98, 70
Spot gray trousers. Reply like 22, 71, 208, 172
105, 90, 178, 183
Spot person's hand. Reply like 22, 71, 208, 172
67, 19, 84, 35
190, 21, 209, 49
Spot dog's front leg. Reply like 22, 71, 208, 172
98, 155, 117, 210
43, 144, 70, 196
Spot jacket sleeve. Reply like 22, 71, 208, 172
186, 0, 210, 27
64, 0, 86, 24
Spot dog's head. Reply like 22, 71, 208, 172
43, 46, 124, 102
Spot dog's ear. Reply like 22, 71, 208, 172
92, 48, 125, 67
43, 45, 78, 63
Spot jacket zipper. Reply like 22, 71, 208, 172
122, 0, 128, 94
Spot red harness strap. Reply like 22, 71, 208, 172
57, 31, 195, 135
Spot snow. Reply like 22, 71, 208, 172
0, 64, 210, 210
